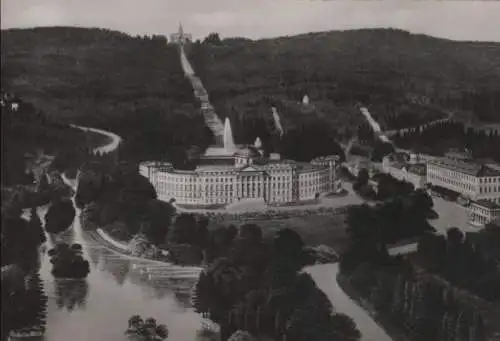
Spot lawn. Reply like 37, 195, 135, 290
209, 212, 350, 253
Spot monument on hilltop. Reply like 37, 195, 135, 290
170, 23, 192, 45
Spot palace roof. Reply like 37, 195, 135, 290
472, 199, 500, 210
428, 157, 500, 177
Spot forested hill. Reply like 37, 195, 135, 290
1, 91, 89, 186
1, 27, 194, 122
190, 28, 500, 125
1, 27, 214, 164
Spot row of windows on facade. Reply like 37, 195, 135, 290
469, 213, 498, 224
428, 174, 476, 192
155, 182, 326, 192
155, 171, 325, 183
155, 180, 323, 189
157, 180, 327, 191
429, 176, 500, 194
157, 186, 319, 195
427, 168, 477, 183
160, 190, 296, 198
427, 166, 500, 183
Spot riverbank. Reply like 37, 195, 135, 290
89, 228, 203, 275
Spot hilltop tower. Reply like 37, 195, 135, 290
170, 22, 192, 45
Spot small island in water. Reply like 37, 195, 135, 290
125, 315, 169, 341
48, 243, 90, 279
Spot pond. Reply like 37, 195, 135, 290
21, 204, 207, 341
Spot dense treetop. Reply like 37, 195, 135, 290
1, 27, 194, 121
1, 27, 213, 162
198, 28, 500, 100
190, 28, 500, 131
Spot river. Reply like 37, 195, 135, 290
13, 126, 209, 341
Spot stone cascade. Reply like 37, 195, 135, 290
179, 45, 225, 145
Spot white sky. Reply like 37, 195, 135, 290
1, 0, 500, 42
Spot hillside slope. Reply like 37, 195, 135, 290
1, 27, 214, 163
190, 28, 500, 134
1, 91, 88, 187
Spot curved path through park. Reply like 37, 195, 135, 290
305, 263, 393, 341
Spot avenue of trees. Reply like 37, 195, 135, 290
416, 227, 500, 301
339, 253, 492, 341
339, 195, 499, 341
394, 121, 500, 163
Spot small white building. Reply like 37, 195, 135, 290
469, 200, 500, 227
407, 150, 438, 164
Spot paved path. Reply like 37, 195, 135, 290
70, 124, 122, 154
305, 264, 393, 341
385, 110, 454, 137
431, 196, 479, 234
359, 107, 392, 144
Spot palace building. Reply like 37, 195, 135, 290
426, 152, 500, 204
140, 143, 340, 207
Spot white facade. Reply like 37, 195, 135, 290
407, 151, 438, 165
140, 152, 339, 206
469, 200, 500, 227
426, 156, 500, 204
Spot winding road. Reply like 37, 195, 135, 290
70, 124, 122, 154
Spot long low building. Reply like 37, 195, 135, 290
382, 154, 427, 189
140, 146, 339, 207
426, 153, 500, 204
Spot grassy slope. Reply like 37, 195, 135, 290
194, 29, 500, 132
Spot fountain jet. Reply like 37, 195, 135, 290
223, 117, 236, 152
